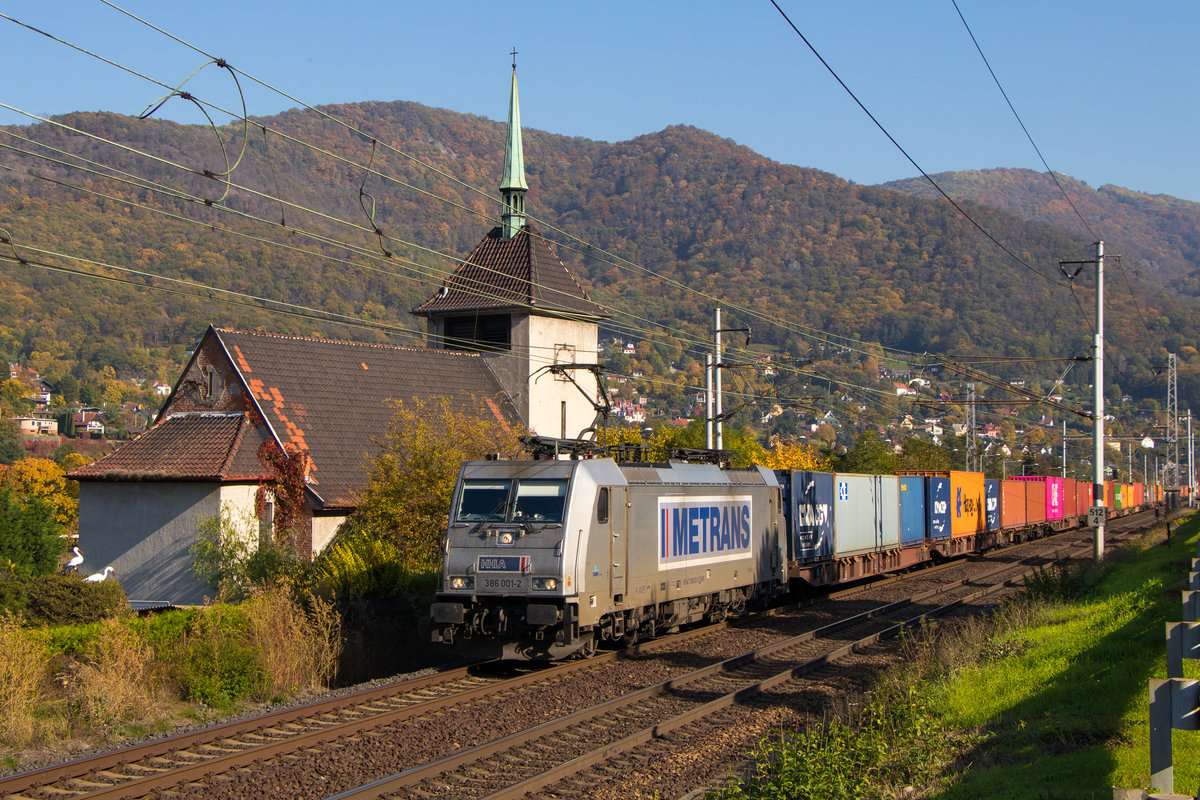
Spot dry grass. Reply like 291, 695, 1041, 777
62, 617, 157, 730
243, 588, 342, 699
0, 612, 49, 748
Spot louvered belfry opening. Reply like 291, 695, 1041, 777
442, 314, 512, 353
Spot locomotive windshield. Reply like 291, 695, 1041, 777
456, 478, 569, 523
513, 480, 568, 522
457, 480, 510, 521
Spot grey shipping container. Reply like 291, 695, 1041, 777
899, 475, 925, 545
833, 473, 900, 557
779, 470, 834, 562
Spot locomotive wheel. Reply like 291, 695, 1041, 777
576, 632, 597, 658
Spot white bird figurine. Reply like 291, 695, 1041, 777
66, 547, 84, 571
85, 566, 114, 583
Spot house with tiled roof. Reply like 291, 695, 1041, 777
72, 328, 520, 603
71, 65, 602, 604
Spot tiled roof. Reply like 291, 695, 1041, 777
212, 328, 521, 508
413, 224, 606, 318
71, 413, 269, 481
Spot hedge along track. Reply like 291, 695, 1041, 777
0, 510, 1158, 800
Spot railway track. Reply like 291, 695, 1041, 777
0, 510, 1161, 800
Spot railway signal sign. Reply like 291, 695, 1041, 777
1088, 506, 1107, 528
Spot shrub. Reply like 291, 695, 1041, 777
710, 686, 965, 800
0, 487, 64, 577
0, 611, 48, 748
191, 505, 310, 603
24, 573, 128, 625
62, 618, 156, 730
313, 530, 410, 601
173, 605, 262, 707
242, 588, 341, 700
0, 570, 29, 615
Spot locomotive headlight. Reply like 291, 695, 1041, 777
532, 577, 558, 591
498, 530, 515, 545
449, 576, 474, 590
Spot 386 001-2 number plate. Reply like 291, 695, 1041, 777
481, 576, 524, 590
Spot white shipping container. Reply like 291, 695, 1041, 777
832, 473, 901, 557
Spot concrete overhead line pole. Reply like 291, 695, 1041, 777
1061, 241, 1105, 561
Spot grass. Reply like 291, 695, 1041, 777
928, 516, 1200, 799
0, 586, 343, 761
710, 513, 1200, 799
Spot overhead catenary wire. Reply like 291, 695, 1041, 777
768, 0, 1063, 288
0, 9, 929, 365
0, 8, 1119, 429
952, 1, 1157, 341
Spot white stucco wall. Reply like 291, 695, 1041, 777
488, 315, 599, 439
77, 480, 235, 605
311, 514, 346, 556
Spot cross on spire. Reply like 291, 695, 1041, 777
511, 47, 518, 70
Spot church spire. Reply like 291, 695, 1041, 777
499, 49, 527, 240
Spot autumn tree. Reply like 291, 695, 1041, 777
349, 396, 526, 571
759, 435, 831, 471
0, 457, 78, 535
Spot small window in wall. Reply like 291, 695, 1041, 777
597, 487, 609, 524
259, 501, 274, 547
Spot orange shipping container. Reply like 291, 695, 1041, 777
950, 471, 986, 537
1062, 478, 1078, 517
1001, 479, 1028, 530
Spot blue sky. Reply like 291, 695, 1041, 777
2, 1, 1197, 202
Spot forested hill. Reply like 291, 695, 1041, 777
883, 168, 1200, 296
0, 100, 1196, 413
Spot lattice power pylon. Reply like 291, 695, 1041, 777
965, 382, 977, 472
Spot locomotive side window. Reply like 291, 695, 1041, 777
457, 480, 511, 521
513, 479, 569, 523
597, 487, 609, 523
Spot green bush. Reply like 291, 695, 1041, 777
170, 605, 264, 707
0, 571, 29, 615
0, 488, 63, 577
313, 529, 410, 601
191, 506, 311, 602
24, 573, 128, 625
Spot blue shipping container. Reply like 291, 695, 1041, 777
780, 470, 834, 563
985, 479, 1000, 531
899, 475, 926, 545
925, 475, 951, 540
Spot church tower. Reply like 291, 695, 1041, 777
413, 60, 607, 439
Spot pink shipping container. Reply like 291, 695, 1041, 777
1001, 480, 1028, 529
1012, 476, 1065, 521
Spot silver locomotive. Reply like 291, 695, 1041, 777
430, 455, 786, 659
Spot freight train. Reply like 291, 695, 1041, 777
430, 448, 1165, 660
